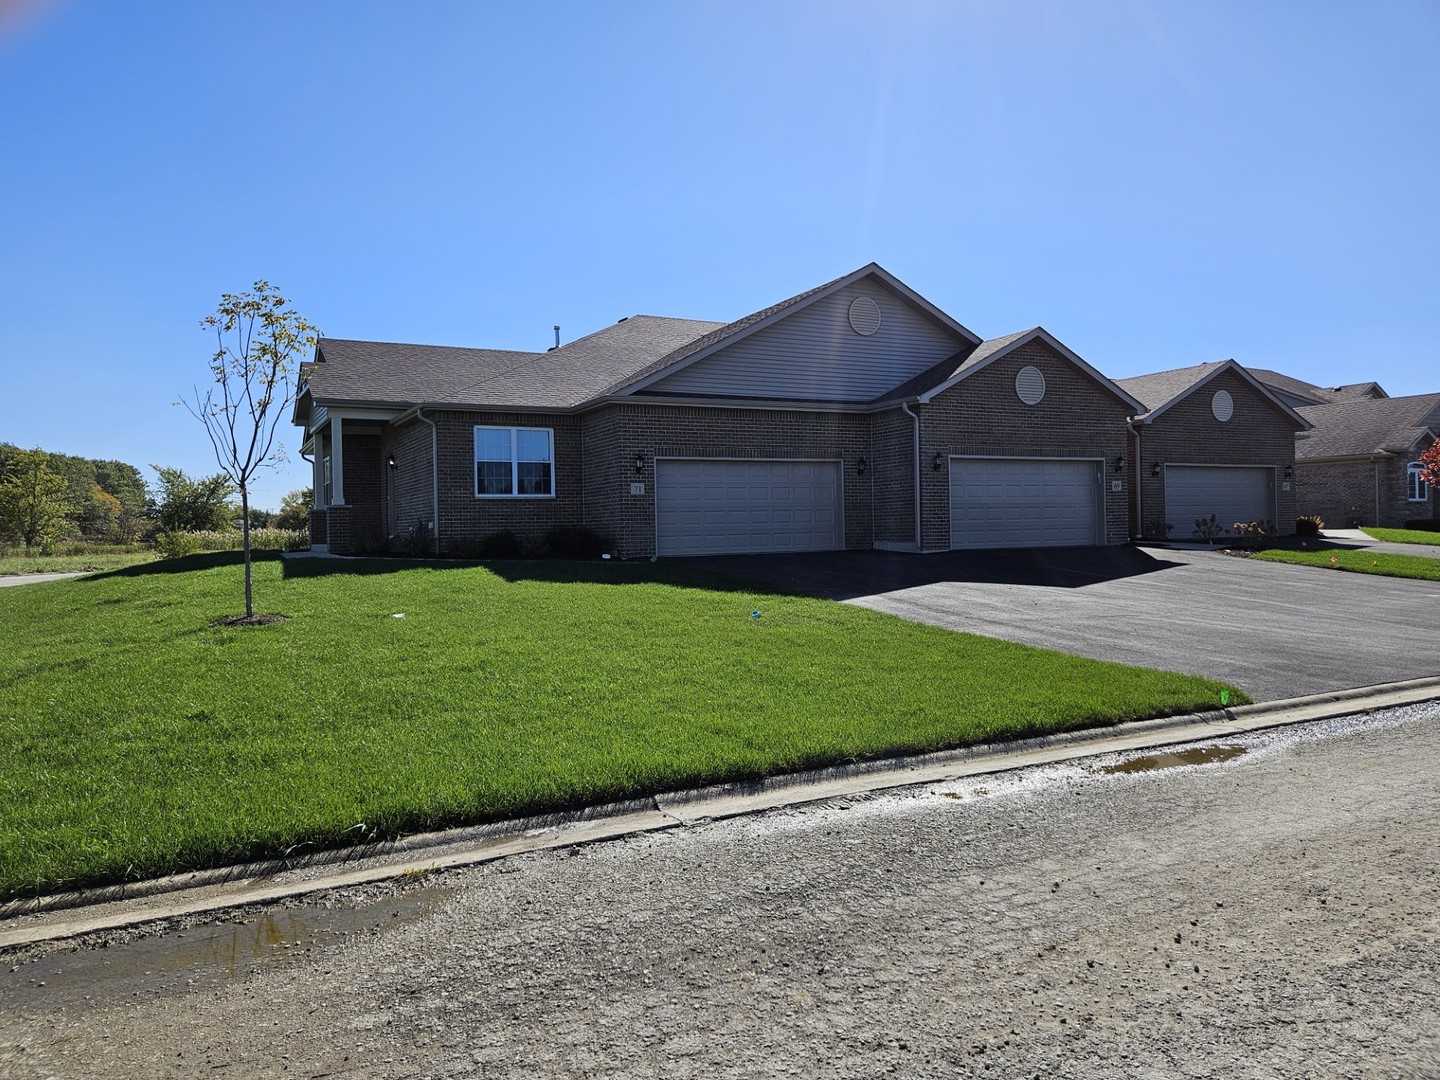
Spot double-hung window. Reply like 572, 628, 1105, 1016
1408, 461, 1428, 503
475, 426, 554, 497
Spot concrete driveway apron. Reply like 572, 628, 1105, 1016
700, 546, 1440, 702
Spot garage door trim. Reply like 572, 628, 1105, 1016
947, 454, 1105, 549
654, 456, 845, 557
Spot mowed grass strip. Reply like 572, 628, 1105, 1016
0, 552, 156, 576
1359, 527, 1440, 547
1253, 548, 1440, 581
0, 554, 1239, 899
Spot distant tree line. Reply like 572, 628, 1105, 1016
0, 442, 311, 549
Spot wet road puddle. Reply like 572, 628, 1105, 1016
1102, 744, 1248, 775
0, 884, 455, 1013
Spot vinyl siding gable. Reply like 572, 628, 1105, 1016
642, 280, 967, 402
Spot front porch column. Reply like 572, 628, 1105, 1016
331, 415, 346, 506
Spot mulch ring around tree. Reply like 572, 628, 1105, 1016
211, 614, 289, 627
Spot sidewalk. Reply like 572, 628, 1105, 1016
1322, 528, 1440, 559
0, 572, 88, 587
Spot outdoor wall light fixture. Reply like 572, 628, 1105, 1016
933, 452, 945, 471
1152, 463, 1162, 477
634, 454, 645, 474
386, 454, 397, 470
856, 456, 867, 476
1284, 464, 1294, 479
1115, 455, 1126, 472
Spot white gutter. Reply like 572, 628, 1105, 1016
900, 402, 922, 550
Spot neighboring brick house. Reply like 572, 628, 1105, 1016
1115, 360, 1311, 540
292, 263, 1146, 557
1248, 371, 1439, 528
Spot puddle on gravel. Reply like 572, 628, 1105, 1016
0, 885, 455, 1014
1102, 745, 1248, 775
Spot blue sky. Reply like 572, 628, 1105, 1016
2, 0, 1436, 510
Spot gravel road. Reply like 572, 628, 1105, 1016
2, 704, 1437, 1079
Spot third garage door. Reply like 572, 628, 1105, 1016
949, 457, 1101, 549
655, 459, 843, 556
1164, 465, 1273, 539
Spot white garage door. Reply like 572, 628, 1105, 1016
656, 459, 843, 556
949, 457, 1100, 549
1164, 465, 1274, 538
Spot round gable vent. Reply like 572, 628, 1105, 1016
848, 296, 882, 336
1212, 389, 1234, 422
1015, 365, 1046, 405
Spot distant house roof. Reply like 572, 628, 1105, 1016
1295, 393, 1440, 459
1250, 368, 1389, 407
1114, 360, 1310, 429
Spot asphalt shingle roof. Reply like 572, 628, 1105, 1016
306, 316, 725, 410
1113, 362, 1230, 415
1295, 394, 1440, 459
1250, 369, 1389, 405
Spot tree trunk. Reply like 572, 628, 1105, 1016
241, 485, 253, 618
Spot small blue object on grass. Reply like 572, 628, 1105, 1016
751, 610, 761, 619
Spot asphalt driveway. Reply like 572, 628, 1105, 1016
702, 545, 1440, 701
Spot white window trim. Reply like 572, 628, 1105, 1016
474, 425, 556, 499
1407, 461, 1429, 503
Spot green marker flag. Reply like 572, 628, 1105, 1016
1220, 690, 1231, 706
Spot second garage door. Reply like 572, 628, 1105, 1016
655, 459, 843, 556
1164, 465, 1274, 538
949, 457, 1101, 549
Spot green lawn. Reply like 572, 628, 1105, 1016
0, 552, 156, 576
1254, 548, 1440, 581
0, 553, 1241, 900
1360, 526, 1440, 547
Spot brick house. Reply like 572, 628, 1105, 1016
1248, 372, 1439, 528
293, 264, 1147, 557
1114, 360, 1311, 540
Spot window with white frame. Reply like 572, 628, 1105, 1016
322, 451, 333, 507
1408, 461, 1429, 503
475, 426, 554, 497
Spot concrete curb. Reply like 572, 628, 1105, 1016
3, 676, 1438, 950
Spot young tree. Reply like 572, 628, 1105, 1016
182, 281, 316, 618
0, 448, 73, 548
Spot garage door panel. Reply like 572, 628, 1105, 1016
1165, 466, 1273, 538
657, 459, 843, 556
950, 458, 1100, 549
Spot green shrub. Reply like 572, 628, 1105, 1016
480, 530, 523, 559
153, 531, 201, 559
1295, 515, 1324, 537
542, 526, 605, 559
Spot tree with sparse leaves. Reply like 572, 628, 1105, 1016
0, 448, 73, 548
182, 282, 316, 619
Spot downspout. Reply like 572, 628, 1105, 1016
1375, 457, 1381, 527
1127, 418, 1143, 540
417, 408, 440, 554
900, 402, 922, 551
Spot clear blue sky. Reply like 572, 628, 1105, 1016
3, 0, 1436, 510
